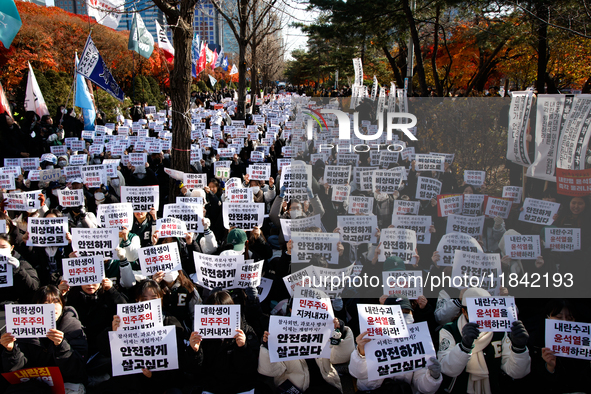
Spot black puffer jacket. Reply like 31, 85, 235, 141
190, 316, 260, 394
0, 253, 40, 304
1, 306, 88, 383
65, 286, 127, 354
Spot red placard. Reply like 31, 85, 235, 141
2, 367, 64, 394
556, 168, 591, 197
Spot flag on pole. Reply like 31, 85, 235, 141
222, 57, 228, 72
155, 21, 174, 62
0, 82, 11, 117
75, 53, 96, 131
0, 0, 21, 49
229, 64, 238, 75
191, 33, 200, 78
77, 34, 125, 102
24, 63, 49, 118
208, 74, 217, 87
85, 0, 124, 30
210, 48, 218, 70
197, 41, 207, 74
215, 47, 224, 68
205, 45, 214, 65
128, 11, 154, 59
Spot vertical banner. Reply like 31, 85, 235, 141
506, 91, 533, 167
557, 95, 591, 170
527, 95, 571, 180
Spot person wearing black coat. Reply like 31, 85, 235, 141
0, 285, 88, 385
188, 290, 260, 394
0, 234, 40, 304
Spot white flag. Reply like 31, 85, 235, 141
208, 74, 217, 87
24, 62, 49, 117
86, 0, 124, 30
229, 64, 238, 75
155, 21, 174, 61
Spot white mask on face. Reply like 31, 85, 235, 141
163, 271, 179, 283
290, 209, 302, 218
251, 186, 260, 194
404, 313, 414, 325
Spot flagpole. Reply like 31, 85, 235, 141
132, 51, 136, 102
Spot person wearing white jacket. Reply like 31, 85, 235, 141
258, 317, 355, 393
437, 287, 531, 394
349, 297, 443, 394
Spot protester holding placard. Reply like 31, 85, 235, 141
60, 277, 126, 376
270, 185, 325, 246
131, 207, 158, 248
20, 209, 73, 285
258, 314, 352, 394
0, 285, 88, 388
188, 289, 259, 394
0, 233, 40, 304
527, 299, 591, 394
437, 288, 531, 394
538, 196, 589, 281
154, 268, 202, 332
108, 279, 191, 393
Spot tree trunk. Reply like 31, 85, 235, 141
382, 46, 403, 87
165, 3, 196, 200
431, 5, 442, 97
402, 0, 428, 96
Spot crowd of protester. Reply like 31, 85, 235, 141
0, 91, 589, 394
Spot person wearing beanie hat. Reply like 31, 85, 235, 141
437, 287, 531, 394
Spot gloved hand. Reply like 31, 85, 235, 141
6, 256, 20, 269
428, 357, 441, 379
116, 247, 127, 261
332, 296, 343, 312
244, 286, 258, 302
461, 322, 480, 351
279, 185, 287, 199
510, 320, 529, 350
493, 216, 504, 230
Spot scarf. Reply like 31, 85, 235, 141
458, 314, 493, 394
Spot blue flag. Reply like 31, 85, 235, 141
191, 33, 200, 78
222, 56, 228, 72
77, 34, 124, 102
0, 0, 21, 49
75, 54, 96, 131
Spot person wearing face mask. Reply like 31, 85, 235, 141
437, 287, 531, 394
108, 171, 125, 200
66, 201, 99, 229
350, 296, 443, 394
0, 285, 88, 391
270, 185, 325, 247
56, 155, 68, 168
